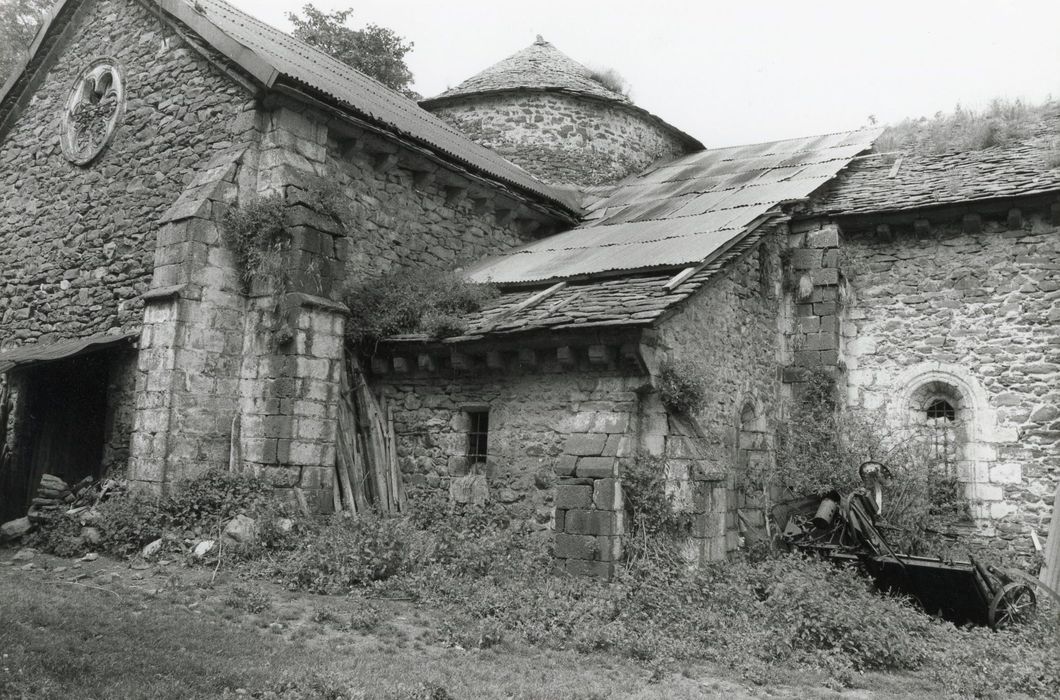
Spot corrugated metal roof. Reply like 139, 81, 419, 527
166, 0, 578, 212
467, 128, 883, 284
0, 331, 138, 373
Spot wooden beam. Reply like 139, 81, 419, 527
875, 223, 892, 241
663, 267, 696, 292
495, 207, 517, 227
472, 196, 490, 215
518, 348, 537, 367
444, 185, 466, 206
1052, 201, 1060, 226
1007, 208, 1023, 230
392, 356, 410, 373
370, 357, 388, 375
417, 353, 436, 372
587, 344, 614, 365
372, 152, 399, 173
412, 170, 435, 190
913, 218, 931, 237
451, 350, 472, 371
886, 155, 904, 178
962, 213, 982, 234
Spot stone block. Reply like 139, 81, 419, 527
601, 434, 631, 457
563, 509, 593, 534
989, 462, 1022, 484
563, 433, 607, 456
593, 478, 622, 511
694, 512, 726, 538
564, 559, 613, 579
554, 454, 578, 476
596, 535, 621, 561
555, 484, 592, 510
589, 412, 630, 434
807, 226, 839, 248
555, 533, 596, 560
791, 248, 822, 270
553, 509, 565, 532
642, 434, 665, 456
811, 268, 839, 286
575, 457, 615, 478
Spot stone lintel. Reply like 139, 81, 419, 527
556, 346, 576, 366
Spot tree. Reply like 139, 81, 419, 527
287, 4, 417, 99
0, 0, 51, 87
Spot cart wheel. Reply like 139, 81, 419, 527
988, 582, 1037, 629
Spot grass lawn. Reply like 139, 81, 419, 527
0, 549, 954, 700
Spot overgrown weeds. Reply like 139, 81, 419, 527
875, 98, 1054, 155
343, 268, 498, 348
773, 369, 971, 555
586, 66, 630, 97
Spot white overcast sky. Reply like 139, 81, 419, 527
228, 0, 1060, 148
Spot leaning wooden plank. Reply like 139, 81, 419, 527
335, 428, 356, 514
387, 405, 406, 512
354, 362, 391, 512
332, 466, 343, 513
228, 414, 241, 473
340, 359, 369, 513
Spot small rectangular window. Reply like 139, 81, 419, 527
467, 410, 489, 464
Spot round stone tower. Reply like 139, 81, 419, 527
420, 36, 702, 189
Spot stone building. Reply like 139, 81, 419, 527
0, 0, 1056, 575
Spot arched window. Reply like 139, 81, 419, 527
909, 381, 966, 479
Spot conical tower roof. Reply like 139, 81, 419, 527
424, 36, 631, 105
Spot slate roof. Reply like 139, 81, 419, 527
424, 36, 631, 105
809, 106, 1060, 216
1, 0, 579, 215
385, 225, 776, 345
466, 128, 882, 285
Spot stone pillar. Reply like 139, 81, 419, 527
552, 409, 632, 578
128, 146, 251, 492
786, 222, 842, 382
237, 296, 345, 511
233, 104, 348, 510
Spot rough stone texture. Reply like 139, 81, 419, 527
428, 92, 691, 188
322, 126, 546, 280
654, 233, 783, 554
840, 212, 1060, 559
380, 366, 641, 577
0, 0, 249, 348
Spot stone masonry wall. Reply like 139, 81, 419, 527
428, 92, 690, 188
653, 234, 784, 555
0, 0, 249, 349
380, 367, 644, 578
323, 125, 549, 282
840, 212, 1060, 560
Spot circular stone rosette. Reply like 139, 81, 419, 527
60, 58, 126, 166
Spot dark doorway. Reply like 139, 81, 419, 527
12, 354, 110, 515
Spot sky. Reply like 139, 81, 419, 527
228, 0, 1060, 148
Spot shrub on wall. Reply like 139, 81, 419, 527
343, 268, 498, 347
655, 358, 707, 415
220, 195, 289, 288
